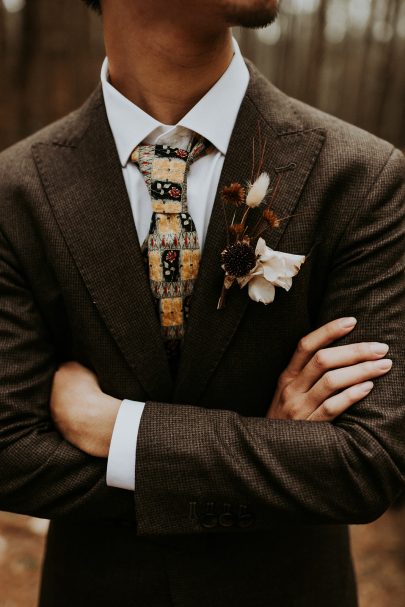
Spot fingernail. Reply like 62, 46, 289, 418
376, 359, 393, 370
371, 343, 389, 356
361, 381, 374, 392
340, 317, 357, 328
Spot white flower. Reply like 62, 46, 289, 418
237, 237, 305, 304
245, 172, 270, 208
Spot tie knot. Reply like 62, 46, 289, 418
130, 135, 212, 214
130, 143, 187, 166
130, 134, 212, 168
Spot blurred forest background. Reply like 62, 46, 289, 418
0, 0, 404, 606
1, 0, 405, 150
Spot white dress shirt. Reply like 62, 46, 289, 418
104, 38, 249, 490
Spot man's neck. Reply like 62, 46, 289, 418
102, 6, 234, 125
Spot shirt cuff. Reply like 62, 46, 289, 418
106, 399, 145, 491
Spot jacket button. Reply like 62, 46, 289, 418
218, 503, 235, 528
238, 505, 255, 528
218, 512, 235, 527
200, 502, 217, 529
238, 513, 254, 528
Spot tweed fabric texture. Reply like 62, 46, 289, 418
0, 59, 404, 607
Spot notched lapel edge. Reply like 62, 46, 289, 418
32, 97, 174, 400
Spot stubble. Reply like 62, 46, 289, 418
222, 0, 279, 28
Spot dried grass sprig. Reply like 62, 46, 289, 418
246, 173, 270, 208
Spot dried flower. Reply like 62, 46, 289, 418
221, 183, 246, 207
263, 209, 280, 228
246, 172, 270, 208
228, 223, 245, 237
221, 241, 256, 278
237, 238, 306, 304
217, 147, 303, 310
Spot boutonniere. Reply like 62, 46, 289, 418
217, 170, 306, 310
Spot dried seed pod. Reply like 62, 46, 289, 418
221, 183, 246, 207
221, 241, 256, 277
263, 209, 280, 228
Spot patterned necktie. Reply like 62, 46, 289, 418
131, 135, 212, 363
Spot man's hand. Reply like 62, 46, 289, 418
268, 317, 392, 421
50, 362, 121, 458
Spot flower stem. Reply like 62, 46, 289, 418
240, 207, 250, 228
221, 198, 230, 247
217, 283, 229, 309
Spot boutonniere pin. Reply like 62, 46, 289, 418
217, 169, 305, 310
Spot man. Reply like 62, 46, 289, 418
0, 1, 403, 606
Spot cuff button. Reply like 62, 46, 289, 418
200, 513, 218, 529
238, 506, 255, 528
219, 512, 235, 527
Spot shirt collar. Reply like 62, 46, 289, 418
101, 37, 249, 167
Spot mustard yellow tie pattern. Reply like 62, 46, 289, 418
131, 136, 212, 351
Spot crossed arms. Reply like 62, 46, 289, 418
0, 148, 404, 534
51, 318, 390, 457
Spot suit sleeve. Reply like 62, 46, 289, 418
0, 229, 135, 522
133, 147, 405, 536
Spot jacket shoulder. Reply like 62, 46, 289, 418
290, 95, 396, 164
289, 95, 405, 197
246, 61, 399, 173
0, 85, 103, 185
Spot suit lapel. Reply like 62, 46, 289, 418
174, 65, 326, 403
32, 88, 174, 400
32, 67, 325, 406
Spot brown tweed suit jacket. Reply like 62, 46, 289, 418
0, 61, 404, 607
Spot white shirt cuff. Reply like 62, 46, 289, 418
106, 399, 145, 491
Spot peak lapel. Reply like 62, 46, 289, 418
32, 87, 173, 399
174, 65, 326, 404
